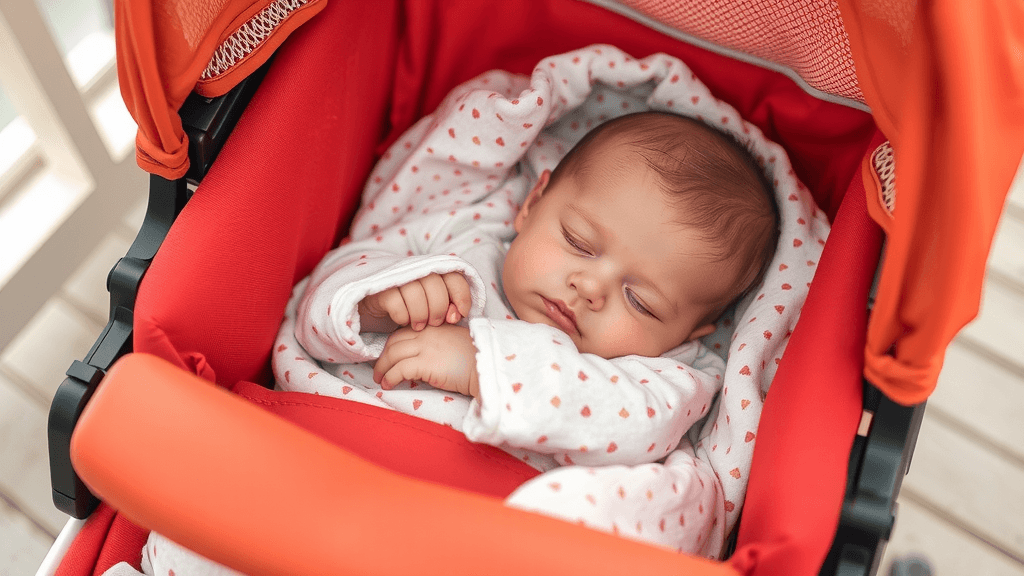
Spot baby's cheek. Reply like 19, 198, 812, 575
593, 316, 657, 358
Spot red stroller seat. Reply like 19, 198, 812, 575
46, 1, 1024, 575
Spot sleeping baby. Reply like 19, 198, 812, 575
116, 45, 828, 575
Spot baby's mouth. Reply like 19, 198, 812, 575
541, 296, 579, 336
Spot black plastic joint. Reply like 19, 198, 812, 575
65, 360, 103, 388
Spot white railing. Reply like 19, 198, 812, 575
0, 0, 145, 351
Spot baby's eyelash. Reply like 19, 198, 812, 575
626, 288, 657, 319
562, 228, 592, 255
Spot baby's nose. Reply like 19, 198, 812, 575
570, 277, 606, 310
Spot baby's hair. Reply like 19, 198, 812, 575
549, 111, 781, 319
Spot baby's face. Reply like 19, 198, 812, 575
502, 163, 739, 359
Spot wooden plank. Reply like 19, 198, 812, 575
1007, 160, 1024, 216
930, 342, 1024, 463
0, 373, 70, 536
61, 231, 132, 325
990, 214, 1024, 289
902, 413, 1024, 561
960, 280, 1024, 371
882, 496, 1024, 576
0, 497, 52, 576
0, 297, 103, 403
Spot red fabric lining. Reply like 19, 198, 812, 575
731, 135, 884, 575
54, 503, 148, 576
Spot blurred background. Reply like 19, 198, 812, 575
0, 1, 1021, 574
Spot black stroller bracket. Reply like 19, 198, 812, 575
48, 176, 189, 518
821, 382, 927, 576
181, 59, 271, 185
47, 67, 270, 519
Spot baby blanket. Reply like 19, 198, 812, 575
274, 44, 828, 555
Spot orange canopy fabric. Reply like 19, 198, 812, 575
114, 0, 326, 179
839, 0, 1024, 404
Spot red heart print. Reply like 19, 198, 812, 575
512, 383, 522, 393
619, 408, 630, 418
745, 431, 756, 442
730, 468, 742, 479
551, 396, 561, 407
578, 371, 588, 381
448, 128, 455, 138
342, 386, 352, 395
606, 442, 618, 453
739, 365, 751, 376
472, 108, 480, 118
724, 501, 735, 512
412, 399, 423, 410
741, 399, 751, 409
647, 407, 656, 418
581, 405, 592, 417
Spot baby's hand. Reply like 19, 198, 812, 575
358, 272, 471, 332
374, 324, 479, 397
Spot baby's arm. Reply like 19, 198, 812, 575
464, 319, 725, 467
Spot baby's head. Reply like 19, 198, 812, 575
502, 111, 779, 359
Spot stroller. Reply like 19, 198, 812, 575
43, 0, 1024, 574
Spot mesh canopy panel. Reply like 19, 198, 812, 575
621, 0, 863, 101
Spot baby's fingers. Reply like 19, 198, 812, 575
379, 357, 424, 391
374, 335, 418, 386
441, 272, 472, 318
419, 273, 451, 327
398, 280, 429, 330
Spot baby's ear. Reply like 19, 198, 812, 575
686, 322, 718, 342
514, 170, 551, 233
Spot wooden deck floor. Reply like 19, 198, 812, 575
1, 174, 1022, 575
